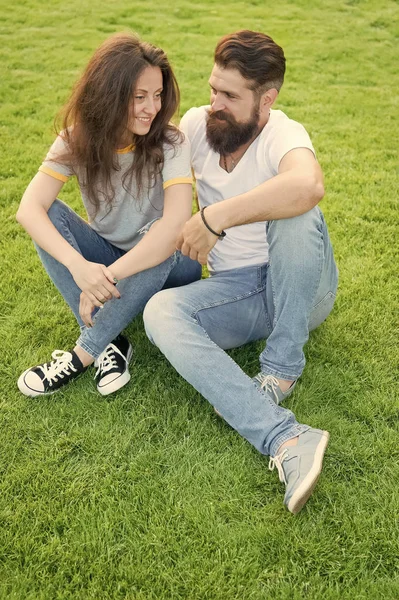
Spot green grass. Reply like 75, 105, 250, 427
1, 0, 398, 598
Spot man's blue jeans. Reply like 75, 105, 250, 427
35, 200, 202, 359
144, 207, 338, 456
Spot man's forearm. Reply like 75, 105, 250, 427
204, 169, 324, 233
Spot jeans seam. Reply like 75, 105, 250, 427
312, 290, 335, 310
190, 285, 266, 316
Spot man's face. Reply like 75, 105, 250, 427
206, 65, 261, 155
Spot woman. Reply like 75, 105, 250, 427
16, 33, 201, 397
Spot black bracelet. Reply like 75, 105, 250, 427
200, 207, 226, 239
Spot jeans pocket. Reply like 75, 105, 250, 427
309, 291, 336, 331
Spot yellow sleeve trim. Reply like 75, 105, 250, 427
116, 144, 135, 154
163, 177, 192, 190
39, 166, 69, 183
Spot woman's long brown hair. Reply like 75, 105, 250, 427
56, 33, 182, 214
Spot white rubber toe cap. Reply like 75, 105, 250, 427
17, 370, 45, 397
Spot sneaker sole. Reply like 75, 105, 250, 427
97, 344, 133, 396
286, 431, 330, 515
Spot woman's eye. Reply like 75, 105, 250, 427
135, 96, 144, 101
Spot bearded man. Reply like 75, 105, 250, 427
144, 30, 338, 514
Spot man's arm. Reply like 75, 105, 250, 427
176, 147, 324, 264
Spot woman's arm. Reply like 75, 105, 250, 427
109, 183, 193, 281
16, 171, 120, 305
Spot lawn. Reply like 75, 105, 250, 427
0, 0, 398, 598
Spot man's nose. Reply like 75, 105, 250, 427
211, 94, 225, 112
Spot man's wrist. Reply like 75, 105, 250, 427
203, 202, 230, 234
200, 207, 226, 239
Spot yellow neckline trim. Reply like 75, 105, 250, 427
117, 144, 135, 154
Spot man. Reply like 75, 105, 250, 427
143, 30, 338, 514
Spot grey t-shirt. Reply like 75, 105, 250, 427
39, 133, 192, 251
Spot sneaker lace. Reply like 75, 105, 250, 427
255, 374, 280, 395
95, 344, 124, 377
268, 448, 289, 485
39, 351, 77, 386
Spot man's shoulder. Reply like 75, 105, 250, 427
180, 105, 209, 138
265, 109, 308, 136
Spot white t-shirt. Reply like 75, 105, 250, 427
180, 106, 315, 273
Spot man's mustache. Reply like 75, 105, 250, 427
208, 110, 235, 123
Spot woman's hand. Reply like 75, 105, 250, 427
79, 292, 96, 327
68, 257, 121, 304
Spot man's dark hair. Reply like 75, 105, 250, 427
214, 30, 286, 94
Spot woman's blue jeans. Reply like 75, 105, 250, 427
35, 200, 202, 359
143, 207, 338, 456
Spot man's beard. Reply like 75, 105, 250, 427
206, 105, 260, 155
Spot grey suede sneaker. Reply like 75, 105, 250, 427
253, 373, 297, 404
269, 428, 330, 515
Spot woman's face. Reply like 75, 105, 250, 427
127, 66, 163, 136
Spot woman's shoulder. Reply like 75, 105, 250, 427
162, 124, 189, 156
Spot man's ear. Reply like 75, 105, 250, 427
261, 88, 278, 112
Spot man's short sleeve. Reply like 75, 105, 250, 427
38, 134, 74, 182
179, 109, 194, 141
266, 119, 315, 175
162, 133, 192, 190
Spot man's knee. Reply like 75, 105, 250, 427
267, 207, 322, 239
143, 289, 185, 345
267, 207, 325, 265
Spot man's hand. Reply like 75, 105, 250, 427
176, 212, 219, 265
79, 291, 97, 327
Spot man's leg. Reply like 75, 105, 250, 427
143, 266, 330, 513
260, 207, 338, 385
143, 265, 308, 457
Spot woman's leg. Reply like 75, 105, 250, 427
35, 199, 125, 327
76, 252, 202, 359
18, 202, 201, 396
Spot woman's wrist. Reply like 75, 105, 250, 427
63, 250, 85, 271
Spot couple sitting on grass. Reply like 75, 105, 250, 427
17, 30, 338, 514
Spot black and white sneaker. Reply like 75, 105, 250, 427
94, 335, 133, 396
18, 350, 86, 397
